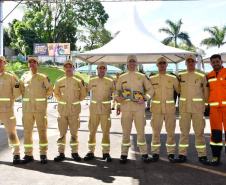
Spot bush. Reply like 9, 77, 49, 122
45, 60, 53, 65
5, 62, 28, 79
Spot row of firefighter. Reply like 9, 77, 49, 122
0, 54, 225, 166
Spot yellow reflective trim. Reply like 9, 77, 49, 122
0, 98, 10, 101
149, 74, 159, 79
88, 143, 96, 146
208, 78, 217, 82
44, 116, 47, 119
10, 116, 16, 120
36, 98, 46, 101
59, 101, 67, 105
122, 142, 131, 146
180, 97, 186, 101
195, 145, 206, 149
203, 116, 205, 119
193, 98, 203, 102
9, 143, 20, 147
205, 103, 209, 106
137, 141, 147, 146
102, 143, 110, 146
178, 71, 188, 75
166, 100, 174, 104
119, 72, 129, 78
108, 117, 111, 121
103, 101, 111, 104
77, 117, 80, 121
117, 103, 121, 105
222, 101, 226, 105
146, 93, 151, 99
24, 144, 33, 148
179, 116, 181, 119
73, 76, 82, 82
194, 71, 205, 77
179, 144, 189, 147
72, 101, 80, 105
209, 102, 219, 106
91, 100, 97, 104
152, 100, 160, 104
151, 143, 161, 147
210, 142, 223, 146
57, 143, 66, 146
23, 98, 29, 101
39, 143, 48, 147
4, 72, 14, 77
89, 76, 99, 81
124, 99, 130, 101
104, 76, 113, 82
37, 72, 47, 78
135, 72, 145, 76
57, 76, 66, 82
144, 114, 146, 118
70, 143, 79, 146
166, 73, 176, 78
166, 143, 176, 147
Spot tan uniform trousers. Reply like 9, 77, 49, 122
151, 113, 176, 155
121, 111, 147, 155
179, 112, 206, 157
88, 114, 111, 154
22, 112, 48, 156
57, 114, 80, 153
0, 112, 20, 155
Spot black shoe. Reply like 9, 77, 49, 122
72, 153, 81, 161
54, 153, 65, 162
84, 153, 94, 161
119, 155, 127, 164
103, 153, 112, 162
141, 154, 151, 163
13, 155, 20, 164
20, 155, 34, 164
111, 108, 115, 110
199, 156, 210, 165
40, 155, 47, 164
168, 154, 176, 163
150, 154, 159, 162
176, 155, 187, 163
211, 157, 220, 166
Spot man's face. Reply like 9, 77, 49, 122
97, 66, 107, 76
157, 61, 168, 72
28, 60, 39, 71
211, 57, 223, 71
0, 59, 6, 72
127, 59, 137, 71
186, 58, 196, 71
116, 73, 119, 79
63, 64, 75, 75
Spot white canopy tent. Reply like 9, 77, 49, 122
75, 7, 202, 74
203, 45, 226, 63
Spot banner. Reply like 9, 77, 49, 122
33, 43, 70, 56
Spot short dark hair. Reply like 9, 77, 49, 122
210, 54, 221, 62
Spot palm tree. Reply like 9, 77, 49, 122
200, 26, 226, 48
159, 19, 192, 48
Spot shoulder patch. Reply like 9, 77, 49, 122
56, 75, 66, 83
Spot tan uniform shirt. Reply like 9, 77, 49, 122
54, 74, 86, 115
87, 75, 115, 115
115, 70, 154, 112
178, 69, 207, 113
149, 72, 180, 113
20, 70, 53, 113
0, 70, 21, 112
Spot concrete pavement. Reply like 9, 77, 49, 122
0, 100, 225, 185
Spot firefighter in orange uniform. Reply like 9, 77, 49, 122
53, 60, 86, 162
20, 57, 53, 164
0, 56, 21, 164
84, 62, 115, 162
206, 54, 226, 166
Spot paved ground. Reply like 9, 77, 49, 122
0, 100, 225, 185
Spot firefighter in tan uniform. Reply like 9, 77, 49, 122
20, 57, 53, 164
84, 62, 115, 162
0, 56, 21, 164
176, 54, 210, 165
115, 55, 154, 164
53, 60, 86, 162
149, 57, 180, 163
112, 73, 120, 110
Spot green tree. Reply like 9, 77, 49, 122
159, 19, 192, 48
78, 25, 113, 50
3, 27, 11, 47
200, 25, 226, 49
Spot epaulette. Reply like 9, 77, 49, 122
4, 70, 15, 77
166, 72, 176, 79
105, 75, 113, 79
72, 75, 82, 82
119, 72, 129, 78
37, 70, 48, 78
89, 75, 99, 81
56, 74, 66, 83
104, 75, 113, 82
135, 71, 145, 76
194, 70, 205, 77
149, 73, 156, 77
178, 70, 188, 75
149, 73, 159, 79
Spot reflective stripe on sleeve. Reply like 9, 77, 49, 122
36, 98, 46, 101
103, 101, 111, 104
208, 78, 217, 82
166, 100, 174, 104
124, 99, 130, 101
108, 117, 111, 121
91, 100, 97, 104
222, 101, 226, 105
72, 101, 80, 105
117, 103, 121, 106
23, 98, 29, 101
205, 103, 208, 106
0, 98, 10, 101
152, 100, 160, 104
209, 102, 219, 106
145, 93, 151, 99
192, 98, 203, 102
180, 97, 186, 101
59, 101, 67, 105
210, 142, 223, 146
10, 116, 16, 120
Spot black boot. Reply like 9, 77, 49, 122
54, 153, 65, 162
84, 153, 94, 161
72, 153, 81, 161
150, 154, 159, 162
20, 155, 34, 164
168, 154, 176, 163
13, 155, 20, 164
119, 155, 127, 164
211, 157, 220, 166
199, 156, 210, 165
175, 155, 186, 163
103, 153, 112, 162
40, 155, 47, 164
141, 154, 151, 163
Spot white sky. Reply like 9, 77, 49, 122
3, 0, 226, 69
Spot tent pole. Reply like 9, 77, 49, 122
175, 63, 178, 75
88, 63, 92, 105
197, 55, 201, 70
